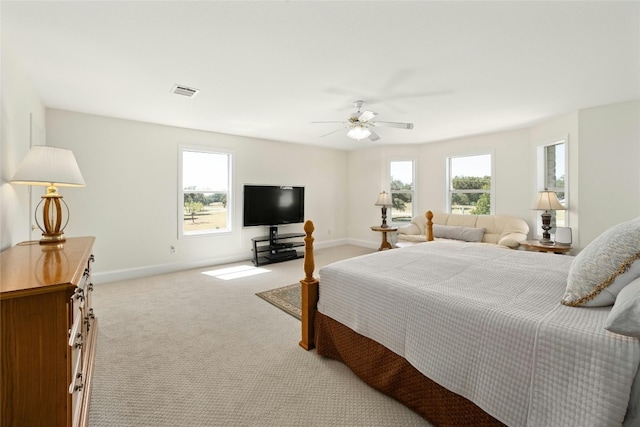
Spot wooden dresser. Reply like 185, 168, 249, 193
1, 237, 97, 427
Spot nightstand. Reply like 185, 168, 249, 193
520, 240, 572, 255
371, 226, 398, 251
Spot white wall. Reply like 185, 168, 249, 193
577, 100, 640, 246
46, 109, 349, 282
0, 44, 46, 250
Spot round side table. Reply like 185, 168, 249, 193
520, 240, 572, 255
371, 226, 398, 251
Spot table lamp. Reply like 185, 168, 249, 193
532, 190, 565, 245
375, 191, 392, 228
11, 146, 85, 244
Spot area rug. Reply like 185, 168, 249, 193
256, 283, 301, 320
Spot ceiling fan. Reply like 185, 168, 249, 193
313, 100, 414, 142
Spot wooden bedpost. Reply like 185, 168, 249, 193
426, 210, 434, 241
299, 220, 319, 350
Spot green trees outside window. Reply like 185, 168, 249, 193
180, 148, 231, 236
389, 160, 415, 223
451, 176, 491, 215
448, 154, 492, 215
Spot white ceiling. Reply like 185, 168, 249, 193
2, 1, 639, 151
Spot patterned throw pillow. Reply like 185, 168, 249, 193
562, 217, 640, 307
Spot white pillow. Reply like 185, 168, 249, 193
432, 224, 484, 242
562, 217, 640, 307
497, 237, 521, 249
605, 277, 640, 338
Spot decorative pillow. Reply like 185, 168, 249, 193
605, 276, 640, 338
398, 223, 421, 236
432, 224, 484, 242
497, 237, 521, 249
562, 216, 640, 307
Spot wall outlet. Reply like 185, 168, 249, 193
170, 245, 176, 254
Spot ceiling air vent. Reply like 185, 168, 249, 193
171, 84, 199, 98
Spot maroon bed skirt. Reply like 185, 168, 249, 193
314, 312, 505, 427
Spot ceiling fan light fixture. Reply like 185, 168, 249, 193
314, 100, 412, 142
347, 126, 371, 141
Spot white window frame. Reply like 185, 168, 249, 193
535, 137, 569, 237
178, 145, 233, 238
446, 153, 494, 215
388, 159, 417, 225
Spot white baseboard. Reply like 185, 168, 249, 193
92, 237, 370, 284
346, 238, 379, 250
92, 253, 252, 284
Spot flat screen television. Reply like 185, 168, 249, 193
243, 185, 305, 227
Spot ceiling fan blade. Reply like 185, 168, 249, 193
358, 110, 377, 123
368, 130, 381, 142
373, 121, 414, 130
311, 121, 345, 124
320, 128, 345, 138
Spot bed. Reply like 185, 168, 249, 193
299, 216, 640, 426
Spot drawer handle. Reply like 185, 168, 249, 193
84, 309, 95, 331
69, 375, 84, 394
69, 331, 83, 349
69, 355, 83, 394
69, 316, 82, 346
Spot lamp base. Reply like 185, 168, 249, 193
380, 206, 389, 228
35, 189, 69, 245
40, 233, 66, 245
538, 237, 555, 246
539, 211, 554, 246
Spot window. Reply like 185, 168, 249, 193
389, 160, 415, 224
179, 147, 232, 237
447, 154, 492, 215
537, 140, 567, 230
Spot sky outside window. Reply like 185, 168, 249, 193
451, 154, 491, 177
183, 151, 228, 191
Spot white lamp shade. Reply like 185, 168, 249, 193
375, 191, 392, 206
532, 190, 565, 211
11, 146, 85, 187
347, 127, 371, 141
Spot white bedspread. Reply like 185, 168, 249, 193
317, 241, 640, 427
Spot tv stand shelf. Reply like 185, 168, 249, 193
251, 232, 305, 266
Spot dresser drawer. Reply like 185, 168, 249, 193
69, 305, 83, 347
69, 340, 83, 394
69, 340, 84, 427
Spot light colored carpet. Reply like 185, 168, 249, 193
88, 245, 432, 426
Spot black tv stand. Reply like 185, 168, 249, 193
269, 225, 279, 246
251, 227, 305, 266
